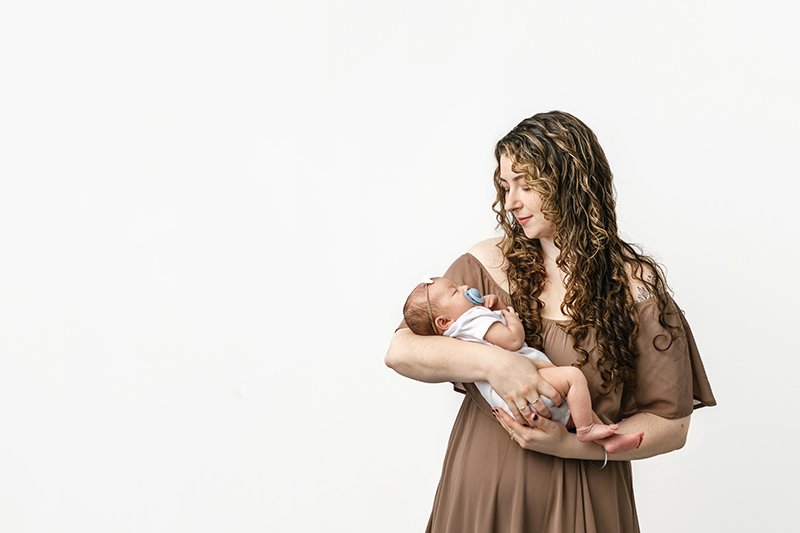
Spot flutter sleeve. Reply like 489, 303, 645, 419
621, 296, 717, 419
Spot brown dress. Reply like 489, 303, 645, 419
408, 253, 717, 533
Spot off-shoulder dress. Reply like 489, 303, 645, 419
400, 253, 716, 533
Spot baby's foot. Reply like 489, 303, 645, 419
602, 432, 645, 454
576, 423, 620, 442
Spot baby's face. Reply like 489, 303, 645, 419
428, 277, 476, 322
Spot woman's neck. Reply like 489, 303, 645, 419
539, 238, 560, 265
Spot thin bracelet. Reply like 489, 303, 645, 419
592, 448, 608, 470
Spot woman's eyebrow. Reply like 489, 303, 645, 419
499, 175, 525, 182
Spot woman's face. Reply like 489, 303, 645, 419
498, 153, 555, 240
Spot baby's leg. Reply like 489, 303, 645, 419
537, 366, 619, 441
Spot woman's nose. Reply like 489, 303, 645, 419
504, 190, 520, 211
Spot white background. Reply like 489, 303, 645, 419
1, 1, 797, 532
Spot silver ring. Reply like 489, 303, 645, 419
510, 430, 516, 440
519, 405, 528, 411
531, 398, 540, 404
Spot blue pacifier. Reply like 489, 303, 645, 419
464, 287, 484, 305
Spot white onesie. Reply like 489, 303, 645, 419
443, 306, 571, 425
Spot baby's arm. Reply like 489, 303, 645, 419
483, 307, 526, 351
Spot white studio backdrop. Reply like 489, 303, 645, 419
0, 1, 797, 532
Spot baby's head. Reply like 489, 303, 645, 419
403, 277, 479, 336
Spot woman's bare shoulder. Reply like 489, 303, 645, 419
467, 238, 508, 291
625, 260, 659, 302
467, 237, 504, 267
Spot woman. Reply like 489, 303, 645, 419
385, 111, 716, 533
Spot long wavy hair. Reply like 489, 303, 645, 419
492, 111, 679, 393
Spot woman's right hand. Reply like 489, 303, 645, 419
487, 351, 564, 424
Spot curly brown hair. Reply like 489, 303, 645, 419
492, 111, 679, 393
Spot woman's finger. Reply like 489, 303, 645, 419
493, 407, 527, 435
493, 408, 510, 433
526, 396, 551, 419
494, 408, 540, 449
498, 392, 540, 424
506, 402, 529, 426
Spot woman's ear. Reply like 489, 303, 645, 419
435, 316, 451, 332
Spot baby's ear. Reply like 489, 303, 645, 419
435, 316, 451, 332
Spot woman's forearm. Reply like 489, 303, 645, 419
386, 329, 566, 421
385, 328, 505, 384
560, 413, 691, 461
613, 413, 690, 460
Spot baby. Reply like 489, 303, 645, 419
403, 276, 644, 454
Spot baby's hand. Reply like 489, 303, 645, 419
501, 306, 522, 324
483, 293, 501, 310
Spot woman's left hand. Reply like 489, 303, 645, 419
492, 407, 572, 457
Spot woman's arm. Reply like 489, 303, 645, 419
608, 412, 690, 460
385, 328, 498, 383
385, 328, 564, 421
493, 408, 690, 460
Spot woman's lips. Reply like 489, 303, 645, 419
517, 216, 532, 225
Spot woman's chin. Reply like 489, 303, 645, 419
521, 225, 554, 241
522, 228, 543, 240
